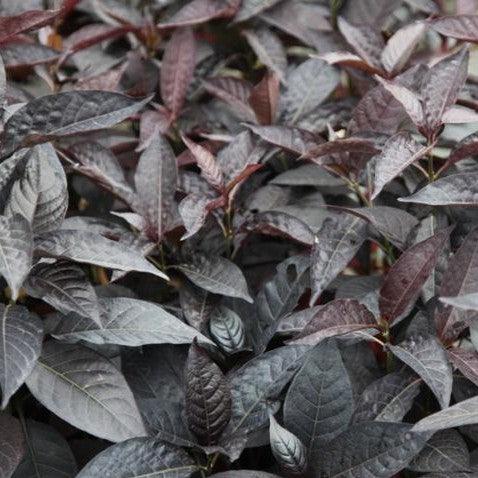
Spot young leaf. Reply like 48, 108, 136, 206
399, 173, 478, 206
134, 133, 179, 241
209, 306, 246, 354
413, 395, 478, 433
70, 141, 136, 206
76, 437, 197, 478
26, 341, 147, 442
269, 415, 307, 474
25, 260, 101, 325
177, 255, 252, 303
12, 419, 77, 478
316, 422, 426, 477
185, 340, 231, 444
389, 334, 452, 409
160, 27, 197, 120
0, 214, 33, 301
408, 429, 470, 473
6, 143, 67, 234
371, 132, 431, 200
379, 227, 451, 324
1, 92, 150, 158
310, 214, 368, 305
35, 229, 169, 280
422, 47, 469, 136
52, 297, 212, 346
353, 371, 421, 423
243, 28, 287, 83
0, 413, 24, 478
290, 299, 378, 345
179, 193, 212, 240
284, 340, 354, 458
0, 304, 43, 409
435, 227, 478, 342
181, 135, 224, 190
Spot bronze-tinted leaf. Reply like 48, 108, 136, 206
379, 227, 451, 324
185, 340, 231, 444
248, 71, 280, 125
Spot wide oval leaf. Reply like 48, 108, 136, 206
25, 341, 147, 442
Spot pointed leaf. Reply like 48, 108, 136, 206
234, 0, 281, 22
134, 133, 178, 241
442, 105, 478, 123
1, 92, 150, 158
413, 395, 478, 432
379, 227, 451, 323
0, 304, 43, 409
269, 415, 307, 474
160, 27, 197, 119
409, 429, 470, 473
400, 173, 478, 206
209, 306, 246, 354
291, 299, 378, 345
0, 214, 33, 300
248, 71, 280, 125
25, 260, 101, 325
26, 341, 146, 442
185, 341, 231, 445
12, 419, 77, 478
448, 349, 478, 387
0, 413, 24, 478
389, 334, 452, 409
310, 214, 368, 305
371, 132, 431, 200
76, 437, 197, 478
35, 229, 169, 280
317, 422, 426, 477
179, 193, 211, 240
422, 47, 469, 135
177, 255, 252, 303
353, 371, 421, 423
0, 9, 60, 44
52, 297, 212, 346
431, 15, 478, 43
6, 143, 68, 234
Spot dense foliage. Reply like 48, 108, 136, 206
3, 0, 478, 477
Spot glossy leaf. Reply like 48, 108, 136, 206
269, 415, 307, 474
26, 341, 147, 442
284, 340, 354, 458
1, 92, 150, 158
209, 306, 246, 353
389, 335, 452, 409
379, 227, 451, 324
185, 341, 231, 444
177, 255, 252, 303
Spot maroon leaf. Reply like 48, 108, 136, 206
371, 132, 432, 200
181, 135, 224, 191
185, 340, 231, 445
202, 77, 256, 122
379, 227, 452, 324
422, 47, 469, 136
399, 172, 478, 206
246, 124, 323, 156
134, 134, 179, 242
319, 51, 384, 76
381, 22, 426, 74
448, 348, 478, 387
243, 28, 287, 83
435, 228, 478, 342
248, 72, 280, 125
337, 18, 385, 70
160, 27, 197, 120
137, 108, 173, 151
310, 214, 368, 305
240, 211, 315, 245
303, 136, 379, 160
0, 9, 60, 44
158, 0, 239, 28
290, 299, 378, 345
431, 15, 478, 42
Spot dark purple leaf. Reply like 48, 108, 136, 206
0, 42, 60, 69
310, 214, 368, 305
160, 27, 197, 120
209, 306, 246, 354
0, 413, 24, 478
431, 15, 478, 42
290, 299, 378, 345
379, 227, 451, 324
0, 9, 60, 44
448, 348, 478, 388
248, 71, 280, 125
185, 340, 231, 444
